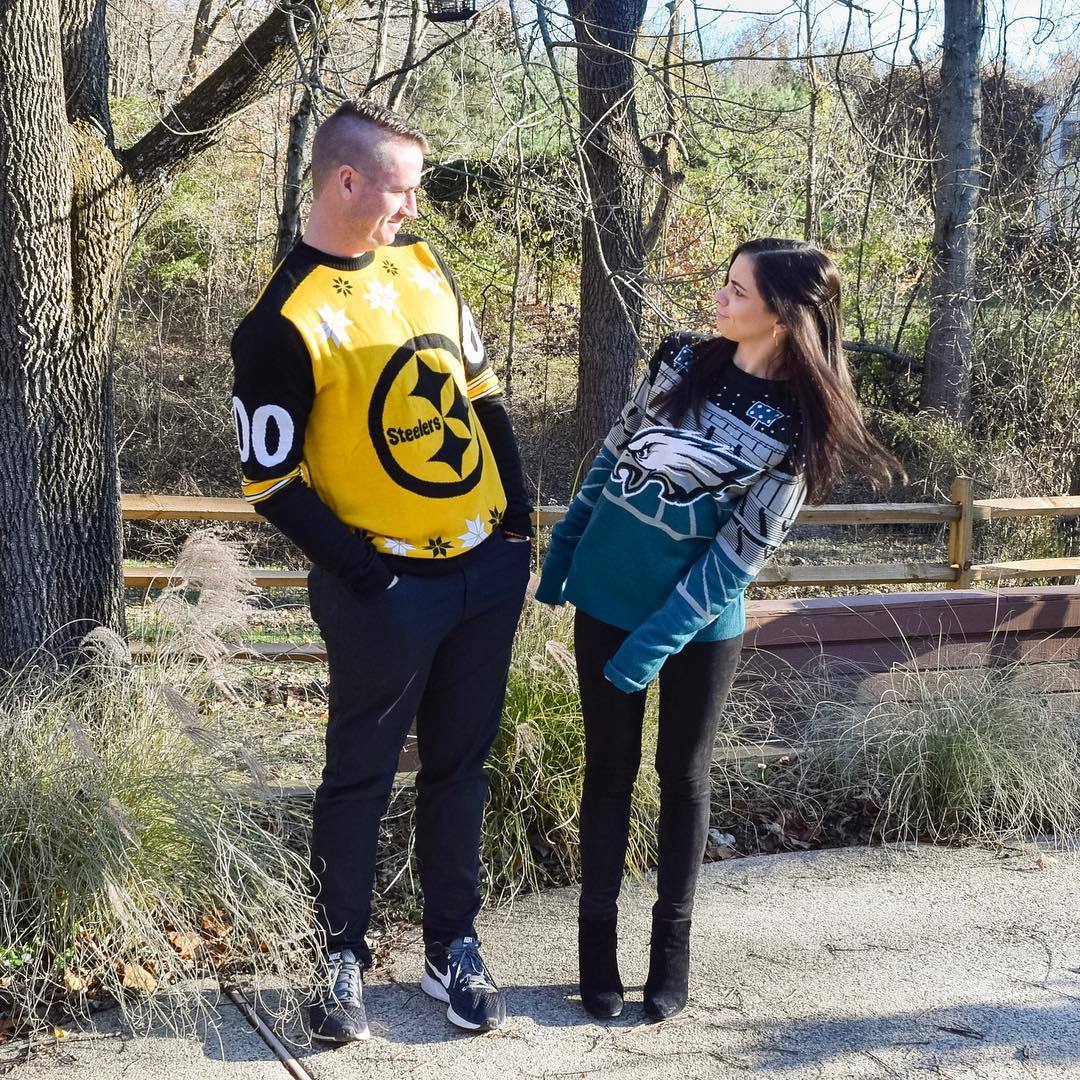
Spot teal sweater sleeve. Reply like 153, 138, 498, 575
603, 467, 808, 692
535, 368, 656, 606
535, 445, 617, 605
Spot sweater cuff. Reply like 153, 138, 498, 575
603, 657, 652, 694
535, 539, 574, 606
605, 630, 676, 692
500, 508, 535, 539
340, 557, 395, 597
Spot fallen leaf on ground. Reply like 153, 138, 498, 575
121, 963, 157, 991
199, 911, 231, 938
167, 931, 205, 960
1035, 854, 1058, 871
62, 969, 87, 993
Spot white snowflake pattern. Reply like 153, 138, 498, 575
410, 267, 443, 294
381, 537, 414, 556
365, 280, 400, 315
315, 303, 353, 347
457, 516, 488, 549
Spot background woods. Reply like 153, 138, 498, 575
1, 0, 1080, 668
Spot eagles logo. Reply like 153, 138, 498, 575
613, 427, 760, 506
368, 334, 483, 499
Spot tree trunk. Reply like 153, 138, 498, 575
567, 0, 650, 461
920, 0, 984, 420
0, 0, 349, 671
642, 0, 685, 255
177, 0, 218, 101
802, 0, 819, 242
0, 0, 133, 666
369, 0, 392, 84
387, 0, 427, 110
275, 82, 316, 264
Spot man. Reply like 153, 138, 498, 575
230, 99, 533, 1042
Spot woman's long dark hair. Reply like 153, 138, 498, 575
656, 238, 903, 503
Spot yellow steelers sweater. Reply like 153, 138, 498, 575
231, 237, 531, 591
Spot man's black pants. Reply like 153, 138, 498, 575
308, 533, 530, 963
574, 609, 743, 924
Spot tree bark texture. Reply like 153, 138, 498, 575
0, 0, 346, 669
0, 0, 130, 665
920, 0, 984, 421
567, 0, 650, 460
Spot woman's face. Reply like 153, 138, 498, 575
714, 253, 782, 345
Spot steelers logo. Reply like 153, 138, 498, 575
368, 334, 483, 498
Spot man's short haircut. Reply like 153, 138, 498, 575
311, 99, 430, 197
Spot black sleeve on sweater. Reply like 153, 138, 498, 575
472, 395, 534, 538
231, 312, 313, 491
255, 480, 393, 596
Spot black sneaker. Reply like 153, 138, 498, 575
309, 948, 370, 1043
421, 936, 506, 1032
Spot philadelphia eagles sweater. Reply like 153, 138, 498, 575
535, 332, 807, 692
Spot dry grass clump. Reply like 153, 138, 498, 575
808, 662, 1080, 843
0, 532, 319, 1037
721, 651, 1080, 848
147, 529, 258, 686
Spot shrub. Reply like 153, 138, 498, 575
731, 653, 1080, 847
0, 536, 319, 1036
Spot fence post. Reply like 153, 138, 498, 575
947, 474, 974, 588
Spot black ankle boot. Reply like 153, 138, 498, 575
643, 916, 691, 1020
578, 916, 623, 1018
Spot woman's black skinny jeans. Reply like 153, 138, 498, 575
574, 609, 743, 923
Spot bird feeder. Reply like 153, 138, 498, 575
425, 0, 476, 22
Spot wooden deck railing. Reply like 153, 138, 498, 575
121, 475, 1080, 592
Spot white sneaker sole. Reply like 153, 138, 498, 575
311, 1025, 370, 1042
420, 971, 505, 1032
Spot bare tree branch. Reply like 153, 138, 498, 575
643, 0, 685, 255
176, 0, 226, 101
843, 340, 922, 369
122, 0, 341, 208
387, 0, 428, 110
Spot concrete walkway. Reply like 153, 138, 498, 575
5, 844, 1079, 1078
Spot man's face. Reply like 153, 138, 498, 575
342, 137, 423, 252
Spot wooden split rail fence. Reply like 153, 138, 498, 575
123, 479, 1080, 785
122, 475, 1080, 593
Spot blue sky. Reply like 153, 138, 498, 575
652, 0, 1080, 74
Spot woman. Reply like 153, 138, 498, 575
536, 238, 902, 1021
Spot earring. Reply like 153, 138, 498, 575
772, 325, 780, 345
